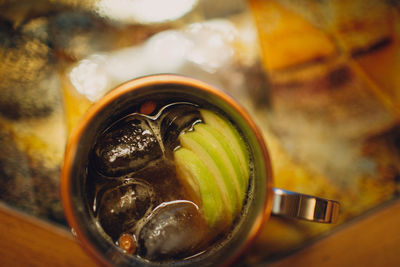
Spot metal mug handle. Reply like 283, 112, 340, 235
272, 188, 340, 223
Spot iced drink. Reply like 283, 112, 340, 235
86, 99, 252, 263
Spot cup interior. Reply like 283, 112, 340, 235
61, 75, 272, 266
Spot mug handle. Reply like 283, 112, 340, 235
272, 188, 340, 223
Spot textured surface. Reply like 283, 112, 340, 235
0, 0, 399, 265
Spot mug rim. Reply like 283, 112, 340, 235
61, 74, 274, 266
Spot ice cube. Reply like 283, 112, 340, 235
137, 200, 208, 261
93, 114, 163, 177
159, 103, 201, 154
97, 179, 155, 241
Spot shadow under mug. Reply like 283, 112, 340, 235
61, 74, 339, 267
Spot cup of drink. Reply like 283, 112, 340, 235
61, 74, 339, 266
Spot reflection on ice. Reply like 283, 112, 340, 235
137, 200, 207, 261
93, 114, 163, 177
97, 179, 155, 240
158, 103, 201, 154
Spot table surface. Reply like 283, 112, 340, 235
1, 200, 399, 267
0, 1, 399, 266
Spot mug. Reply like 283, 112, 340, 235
61, 74, 339, 266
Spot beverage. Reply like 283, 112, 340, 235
85, 98, 252, 263
62, 75, 338, 267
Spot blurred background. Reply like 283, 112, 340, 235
0, 0, 399, 265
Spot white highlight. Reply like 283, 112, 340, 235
96, 0, 198, 24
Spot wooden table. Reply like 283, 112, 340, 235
1, 200, 399, 267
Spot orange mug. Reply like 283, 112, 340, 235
61, 74, 339, 266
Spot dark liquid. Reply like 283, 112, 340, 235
85, 99, 248, 262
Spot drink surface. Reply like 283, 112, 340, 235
85, 98, 251, 263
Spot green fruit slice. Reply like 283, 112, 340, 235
179, 131, 238, 221
174, 148, 226, 228
193, 123, 246, 205
200, 109, 250, 189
